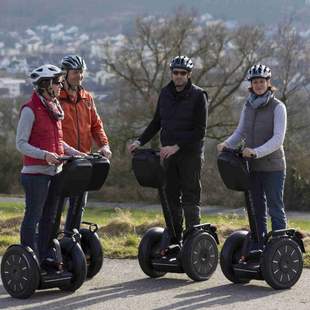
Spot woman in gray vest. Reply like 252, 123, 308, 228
217, 64, 287, 249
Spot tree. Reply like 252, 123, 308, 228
101, 11, 274, 143
0, 97, 24, 193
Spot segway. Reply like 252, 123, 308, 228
61, 153, 110, 279
132, 149, 219, 281
217, 147, 305, 289
1, 156, 93, 298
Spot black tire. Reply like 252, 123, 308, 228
1, 245, 40, 299
261, 238, 303, 289
220, 230, 250, 284
181, 232, 218, 281
80, 228, 103, 279
59, 237, 87, 292
138, 227, 166, 278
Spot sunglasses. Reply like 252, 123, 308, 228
52, 81, 63, 86
172, 70, 188, 76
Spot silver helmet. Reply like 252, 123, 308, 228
30, 64, 64, 85
247, 64, 272, 81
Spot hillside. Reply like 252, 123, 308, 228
0, 0, 309, 34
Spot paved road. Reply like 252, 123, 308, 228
0, 258, 309, 310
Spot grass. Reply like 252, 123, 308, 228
0, 201, 309, 267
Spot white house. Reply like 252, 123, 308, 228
0, 77, 26, 98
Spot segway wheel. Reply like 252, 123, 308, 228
261, 238, 303, 289
59, 237, 87, 292
220, 230, 250, 284
182, 232, 218, 281
138, 227, 166, 278
1, 245, 40, 299
80, 228, 103, 279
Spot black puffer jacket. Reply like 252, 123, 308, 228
138, 80, 208, 154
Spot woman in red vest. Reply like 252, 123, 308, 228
16, 64, 84, 270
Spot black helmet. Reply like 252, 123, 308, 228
247, 64, 271, 81
61, 55, 87, 71
169, 56, 193, 72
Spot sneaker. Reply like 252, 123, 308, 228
40, 257, 63, 273
159, 229, 172, 256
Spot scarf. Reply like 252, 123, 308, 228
38, 93, 64, 121
246, 90, 273, 109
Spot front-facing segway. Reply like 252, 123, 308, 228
58, 153, 110, 279
1, 156, 93, 298
132, 149, 219, 281
217, 147, 305, 289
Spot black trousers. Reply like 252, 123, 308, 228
163, 151, 202, 241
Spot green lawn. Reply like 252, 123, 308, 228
0, 201, 309, 267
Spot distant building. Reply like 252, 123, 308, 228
0, 77, 26, 98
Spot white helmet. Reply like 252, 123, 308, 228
247, 64, 272, 81
30, 64, 65, 85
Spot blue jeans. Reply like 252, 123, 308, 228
65, 192, 88, 232
21, 174, 60, 261
249, 170, 287, 246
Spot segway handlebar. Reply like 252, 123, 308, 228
58, 153, 108, 162
222, 146, 256, 159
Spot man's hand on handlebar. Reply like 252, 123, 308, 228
98, 145, 112, 159
160, 145, 180, 160
128, 140, 141, 154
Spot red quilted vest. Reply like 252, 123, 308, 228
21, 92, 64, 166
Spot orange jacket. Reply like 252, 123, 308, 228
59, 88, 109, 153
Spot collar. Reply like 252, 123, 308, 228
59, 87, 88, 102
168, 79, 192, 97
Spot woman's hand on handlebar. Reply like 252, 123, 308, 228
76, 151, 88, 157
217, 142, 228, 152
242, 147, 257, 158
44, 152, 61, 165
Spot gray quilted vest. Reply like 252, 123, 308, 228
243, 97, 286, 171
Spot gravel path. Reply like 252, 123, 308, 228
0, 258, 309, 310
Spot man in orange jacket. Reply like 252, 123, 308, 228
59, 55, 112, 231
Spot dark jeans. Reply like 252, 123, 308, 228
65, 192, 88, 231
163, 151, 202, 241
20, 174, 60, 261
249, 170, 287, 246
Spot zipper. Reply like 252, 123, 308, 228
74, 103, 81, 150
251, 110, 257, 147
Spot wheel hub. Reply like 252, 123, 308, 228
279, 255, 291, 272
193, 239, 216, 274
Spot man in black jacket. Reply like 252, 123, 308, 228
129, 55, 208, 247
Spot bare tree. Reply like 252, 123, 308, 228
101, 11, 274, 142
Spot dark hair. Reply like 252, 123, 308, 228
37, 79, 51, 89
